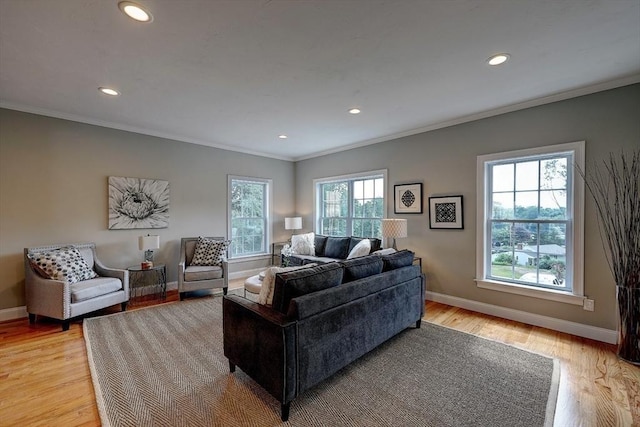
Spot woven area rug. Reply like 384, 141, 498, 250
84, 296, 559, 427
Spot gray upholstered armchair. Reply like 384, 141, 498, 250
178, 237, 229, 300
24, 242, 129, 331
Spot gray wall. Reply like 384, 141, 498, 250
0, 109, 295, 310
1, 84, 637, 329
295, 84, 639, 331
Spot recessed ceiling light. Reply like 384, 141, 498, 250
99, 87, 120, 96
278, 134, 288, 139
487, 53, 510, 66
118, 1, 153, 23
348, 108, 361, 114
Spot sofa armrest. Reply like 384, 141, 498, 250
223, 295, 297, 405
221, 259, 229, 287
178, 261, 186, 286
24, 258, 69, 319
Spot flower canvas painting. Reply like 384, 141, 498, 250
108, 176, 169, 229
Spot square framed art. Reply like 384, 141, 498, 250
394, 183, 423, 214
108, 176, 170, 229
429, 195, 463, 229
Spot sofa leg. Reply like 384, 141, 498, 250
121, 302, 128, 311
229, 361, 236, 373
62, 320, 70, 331
416, 319, 421, 329
179, 292, 185, 301
281, 402, 290, 422
28, 313, 36, 324
223, 287, 228, 295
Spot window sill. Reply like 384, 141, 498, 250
228, 254, 270, 263
475, 279, 585, 305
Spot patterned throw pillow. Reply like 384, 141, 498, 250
190, 237, 230, 266
28, 246, 97, 285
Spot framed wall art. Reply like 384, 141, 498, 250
108, 176, 170, 229
429, 195, 463, 229
394, 183, 423, 214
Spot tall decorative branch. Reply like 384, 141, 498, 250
576, 150, 640, 289
577, 149, 640, 364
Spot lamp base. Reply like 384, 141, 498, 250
144, 250, 154, 262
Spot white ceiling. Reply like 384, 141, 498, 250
1, 0, 639, 161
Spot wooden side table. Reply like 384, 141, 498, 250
127, 264, 167, 303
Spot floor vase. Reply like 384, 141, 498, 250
617, 285, 640, 365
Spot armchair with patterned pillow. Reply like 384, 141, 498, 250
24, 242, 129, 331
178, 237, 229, 300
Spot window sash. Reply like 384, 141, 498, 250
486, 218, 571, 291
315, 171, 386, 238
476, 141, 585, 302
485, 153, 573, 290
229, 177, 270, 258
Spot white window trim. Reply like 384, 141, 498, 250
227, 175, 273, 260
313, 169, 388, 235
475, 141, 585, 305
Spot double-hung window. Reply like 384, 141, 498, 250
476, 141, 585, 304
228, 176, 271, 259
314, 170, 386, 238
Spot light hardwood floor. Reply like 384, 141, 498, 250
1, 279, 638, 427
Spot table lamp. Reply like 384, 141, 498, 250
381, 219, 407, 250
285, 217, 302, 234
138, 234, 160, 268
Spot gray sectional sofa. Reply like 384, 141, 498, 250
223, 250, 424, 421
284, 234, 382, 266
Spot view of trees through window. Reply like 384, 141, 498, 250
489, 156, 571, 290
230, 178, 268, 257
318, 175, 384, 238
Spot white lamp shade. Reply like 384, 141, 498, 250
285, 217, 302, 230
381, 219, 407, 238
138, 235, 160, 251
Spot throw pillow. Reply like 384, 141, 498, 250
190, 237, 230, 266
323, 237, 351, 259
291, 232, 315, 255
368, 238, 382, 253
271, 263, 345, 314
27, 246, 97, 285
341, 256, 384, 283
314, 234, 329, 256
381, 249, 415, 272
346, 238, 371, 259
257, 263, 318, 306
372, 248, 397, 256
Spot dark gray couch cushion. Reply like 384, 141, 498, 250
380, 249, 415, 271
348, 237, 382, 254
314, 235, 329, 256
369, 238, 382, 253
340, 255, 383, 283
272, 263, 344, 314
324, 237, 351, 259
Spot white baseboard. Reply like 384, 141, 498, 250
426, 291, 617, 344
0, 305, 27, 322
